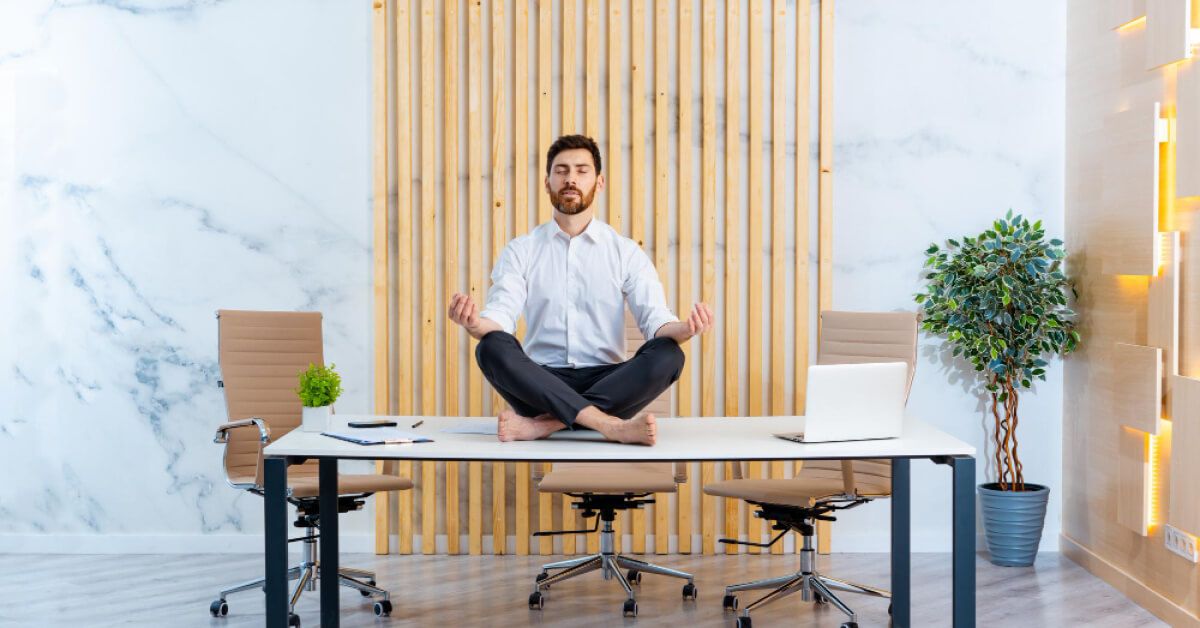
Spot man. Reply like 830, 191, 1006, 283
446, 134, 713, 446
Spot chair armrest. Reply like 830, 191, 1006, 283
214, 418, 271, 444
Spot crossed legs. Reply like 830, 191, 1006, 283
474, 331, 684, 445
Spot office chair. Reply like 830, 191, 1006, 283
209, 310, 413, 627
703, 310, 918, 628
526, 312, 697, 618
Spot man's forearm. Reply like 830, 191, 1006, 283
654, 321, 692, 344
466, 317, 504, 340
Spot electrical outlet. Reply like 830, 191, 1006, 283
1164, 525, 1199, 563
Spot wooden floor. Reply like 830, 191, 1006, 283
0, 552, 1164, 627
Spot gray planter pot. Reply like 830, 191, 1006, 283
978, 482, 1049, 567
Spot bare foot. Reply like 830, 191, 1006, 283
497, 410, 564, 442
605, 413, 657, 446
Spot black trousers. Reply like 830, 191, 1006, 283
474, 331, 685, 427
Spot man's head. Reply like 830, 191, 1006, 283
544, 134, 604, 216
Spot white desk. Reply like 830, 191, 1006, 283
262, 416, 977, 627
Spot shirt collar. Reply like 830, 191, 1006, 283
544, 217, 606, 244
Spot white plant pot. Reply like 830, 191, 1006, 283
301, 405, 332, 432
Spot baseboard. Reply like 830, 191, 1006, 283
1, 531, 1050, 556
0, 534, 378, 555
1060, 533, 1200, 627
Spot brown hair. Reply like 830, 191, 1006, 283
545, 134, 602, 175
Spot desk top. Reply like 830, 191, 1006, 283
263, 416, 974, 462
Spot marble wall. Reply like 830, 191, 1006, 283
1, 0, 1065, 553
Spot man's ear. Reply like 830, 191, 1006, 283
595, 173, 606, 192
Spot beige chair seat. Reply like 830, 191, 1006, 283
287, 473, 414, 499
704, 475, 890, 508
537, 462, 678, 494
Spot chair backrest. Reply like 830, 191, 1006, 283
217, 309, 324, 487
804, 310, 918, 495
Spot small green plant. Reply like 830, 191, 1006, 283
915, 211, 1080, 491
297, 363, 343, 408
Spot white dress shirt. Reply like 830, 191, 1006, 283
479, 219, 678, 368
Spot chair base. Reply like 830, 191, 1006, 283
722, 534, 888, 625
209, 525, 390, 621
530, 517, 696, 617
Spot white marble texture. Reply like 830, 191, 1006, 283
1, 0, 379, 550
1, 0, 1066, 553
829, 0, 1066, 552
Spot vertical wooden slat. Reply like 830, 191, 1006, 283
538, 0, 553, 226
419, 0, 438, 557
394, 0, 415, 556
609, 0, 624, 538
700, 0, 717, 556
676, 0, 694, 556
560, 0, 581, 552
745, 0, 766, 554
608, 0, 623, 234
768, 0, 787, 556
563, 0, 578, 135
816, 0, 835, 556
371, 0, 390, 556
794, 0, 812, 555
630, 0, 648, 249
467, 0, 484, 557
723, 0, 741, 555
491, 0, 507, 556
653, 0, 671, 557
586, 0, 602, 139
443, 0, 462, 557
514, 0, 531, 558
537, 0, 554, 555
630, 0, 648, 553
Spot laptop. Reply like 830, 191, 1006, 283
774, 362, 909, 443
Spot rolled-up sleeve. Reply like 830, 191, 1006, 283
479, 244, 526, 334
623, 246, 678, 340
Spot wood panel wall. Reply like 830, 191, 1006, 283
1064, 2, 1200, 625
370, 0, 831, 558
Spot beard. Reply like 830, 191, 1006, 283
549, 183, 596, 215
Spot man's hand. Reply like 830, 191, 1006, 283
684, 302, 714, 337
655, 302, 715, 343
448, 292, 502, 340
448, 292, 481, 332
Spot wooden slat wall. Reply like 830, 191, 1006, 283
373, 0, 829, 558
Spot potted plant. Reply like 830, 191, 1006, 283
915, 211, 1079, 567
296, 362, 343, 433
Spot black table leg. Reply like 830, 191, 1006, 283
264, 457, 288, 628
952, 455, 976, 627
319, 457, 340, 627
891, 458, 911, 628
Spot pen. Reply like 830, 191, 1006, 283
411, 420, 424, 429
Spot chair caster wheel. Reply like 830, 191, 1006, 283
209, 600, 228, 617
626, 569, 642, 585
373, 600, 392, 616
814, 591, 829, 605
360, 579, 376, 597
722, 594, 738, 611
535, 571, 550, 588
682, 582, 698, 600
840, 623, 858, 628
622, 599, 638, 617
529, 591, 545, 610
287, 613, 301, 627
735, 616, 752, 628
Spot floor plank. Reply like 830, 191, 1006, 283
0, 552, 1164, 627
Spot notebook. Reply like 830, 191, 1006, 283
321, 428, 433, 445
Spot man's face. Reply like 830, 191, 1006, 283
545, 148, 604, 216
